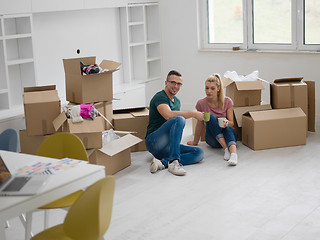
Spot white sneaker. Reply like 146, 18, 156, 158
150, 158, 165, 173
168, 160, 186, 176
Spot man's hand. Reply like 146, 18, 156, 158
193, 111, 204, 121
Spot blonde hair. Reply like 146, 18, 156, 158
205, 73, 225, 109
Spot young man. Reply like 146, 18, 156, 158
145, 70, 204, 176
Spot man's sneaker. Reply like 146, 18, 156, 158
150, 157, 165, 173
168, 160, 186, 176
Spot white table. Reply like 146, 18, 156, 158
0, 150, 105, 240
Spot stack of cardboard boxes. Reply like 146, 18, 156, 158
192, 75, 315, 151
20, 56, 150, 175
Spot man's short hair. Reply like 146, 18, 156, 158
166, 70, 182, 81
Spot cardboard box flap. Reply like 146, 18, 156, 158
222, 77, 234, 88
53, 112, 67, 131
23, 89, 59, 104
68, 117, 105, 133
63, 56, 96, 75
273, 77, 303, 84
234, 104, 271, 127
24, 85, 56, 93
113, 113, 134, 120
130, 108, 149, 117
234, 80, 264, 91
99, 134, 142, 157
248, 107, 306, 122
99, 60, 121, 72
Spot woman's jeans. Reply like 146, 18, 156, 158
145, 116, 204, 168
205, 114, 238, 149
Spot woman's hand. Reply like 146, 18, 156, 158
187, 140, 198, 146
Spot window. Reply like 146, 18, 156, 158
198, 0, 320, 51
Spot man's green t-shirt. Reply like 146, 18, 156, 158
146, 90, 181, 137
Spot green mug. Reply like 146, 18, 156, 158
204, 112, 210, 122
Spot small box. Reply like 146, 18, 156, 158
88, 132, 142, 175
113, 108, 149, 152
242, 107, 307, 150
23, 85, 61, 136
271, 77, 308, 116
222, 77, 264, 107
63, 56, 120, 104
19, 130, 50, 155
53, 112, 105, 149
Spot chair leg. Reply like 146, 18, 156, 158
5, 220, 9, 228
44, 210, 50, 229
25, 212, 33, 240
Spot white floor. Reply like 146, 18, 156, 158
5, 119, 320, 240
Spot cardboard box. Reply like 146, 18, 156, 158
271, 78, 308, 116
305, 80, 315, 132
233, 104, 272, 140
94, 101, 113, 130
19, 130, 50, 155
192, 118, 205, 141
222, 77, 264, 107
88, 132, 142, 175
63, 56, 120, 104
53, 112, 104, 149
113, 108, 149, 152
242, 107, 307, 150
23, 85, 61, 136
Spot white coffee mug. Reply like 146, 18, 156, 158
218, 117, 227, 127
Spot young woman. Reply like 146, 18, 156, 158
187, 74, 238, 166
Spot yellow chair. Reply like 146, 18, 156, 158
31, 176, 115, 240
25, 132, 89, 239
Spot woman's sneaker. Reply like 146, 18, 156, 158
150, 158, 165, 173
168, 160, 186, 176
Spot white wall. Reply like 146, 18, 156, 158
157, 0, 320, 128
32, 8, 124, 104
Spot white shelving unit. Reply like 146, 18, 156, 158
0, 14, 36, 118
120, 2, 162, 84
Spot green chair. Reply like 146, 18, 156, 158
31, 176, 115, 240
25, 132, 89, 239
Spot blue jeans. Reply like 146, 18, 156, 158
145, 116, 204, 168
205, 114, 238, 148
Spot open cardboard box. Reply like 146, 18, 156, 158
222, 77, 264, 107
23, 85, 61, 136
242, 107, 307, 150
87, 131, 142, 175
63, 56, 120, 104
233, 104, 272, 140
113, 108, 149, 152
53, 112, 105, 149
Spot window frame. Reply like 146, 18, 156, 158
197, 0, 320, 52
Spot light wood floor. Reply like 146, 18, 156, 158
5, 119, 320, 240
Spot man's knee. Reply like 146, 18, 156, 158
195, 147, 204, 162
172, 116, 186, 126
